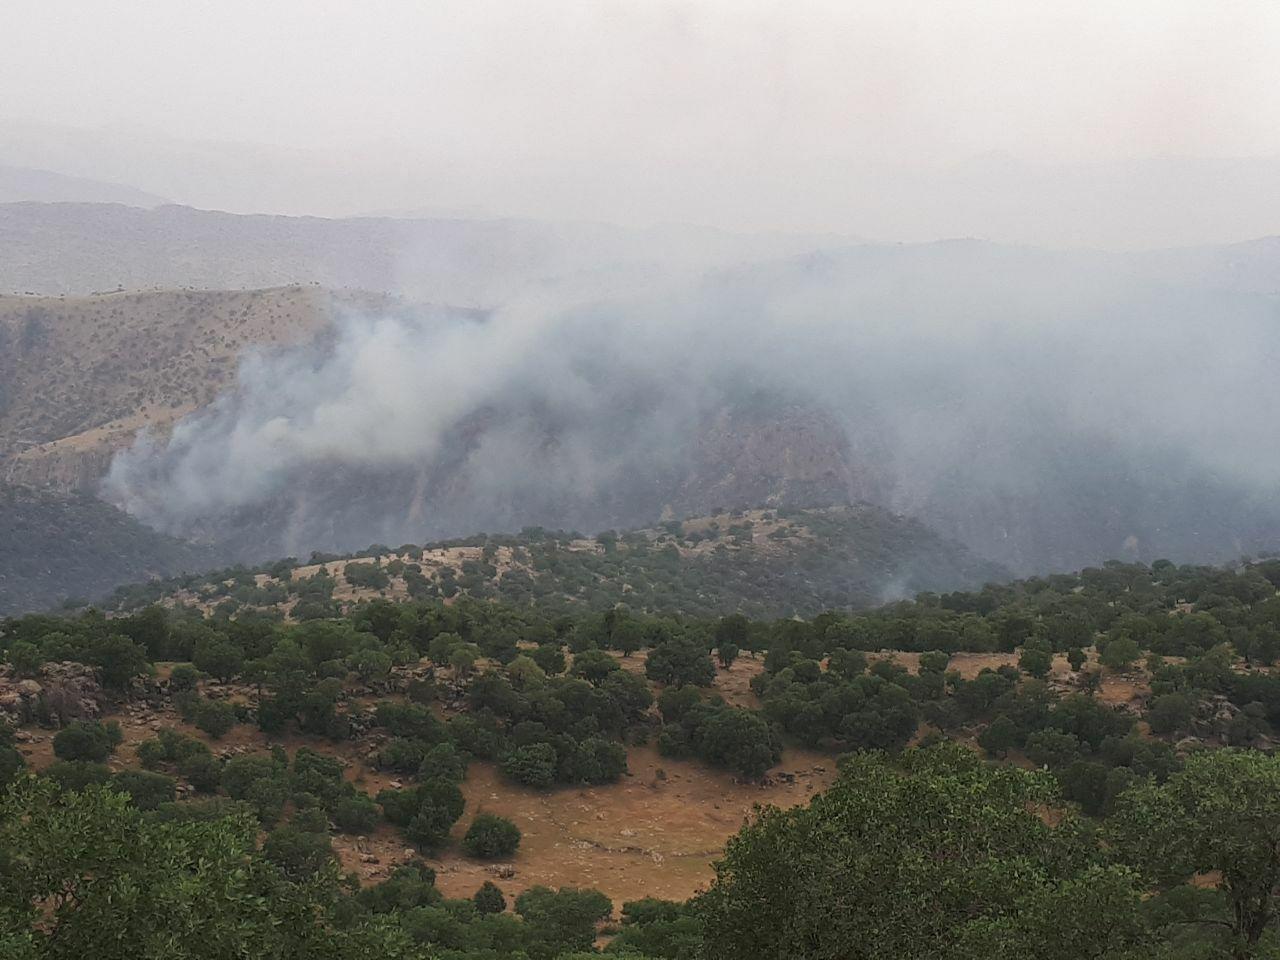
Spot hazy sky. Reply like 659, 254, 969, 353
2, 0, 1279, 241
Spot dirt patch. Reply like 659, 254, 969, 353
418, 743, 836, 906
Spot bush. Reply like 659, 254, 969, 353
1018, 640, 1053, 679
8, 640, 42, 676
263, 824, 335, 880
531, 644, 567, 676
332, 794, 380, 835
501, 743, 558, 788
52, 720, 122, 763
192, 638, 244, 682
462, 812, 522, 859
87, 634, 149, 689
646, 638, 715, 687
112, 769, 176, 810
570, 649, 620, 684
1101, 637, 1141, 672
474, 880, 506, 914
1147, 692, 1194, 735
45, 760, 111, 792
168, 663, 200, 692
192, 698, 237, 739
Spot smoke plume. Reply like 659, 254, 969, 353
103, 239, 1280, 573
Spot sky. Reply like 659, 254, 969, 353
1, 0, 1279, 242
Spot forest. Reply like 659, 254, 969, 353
3, 556, 1280, 956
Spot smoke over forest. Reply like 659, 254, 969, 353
102, 239, 1280, 574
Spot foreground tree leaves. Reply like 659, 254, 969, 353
0, 778, 416, 960
694, 742, 1146, 960
1109, 750, 1280, 960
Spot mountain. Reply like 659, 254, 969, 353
100, 505, 1007, 620
0, 483, 219, 616
4, 121, 1280, 247
0, 286, 402, 490
0, 163, 167, 207
2, 208, 1277, 576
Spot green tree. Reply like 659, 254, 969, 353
192, 638, 244, 683
1100, 637, 1141, 672
1110, 749, 1280, 958
0, 779, 413, 959
473, 880, 506, 915
646, 638, 715, 687
501, 743, 558, 789
192, 698, 237, 739
1018, 640, 1053, 680
110, 769, 176, 811
462, 812, 522, 859
1147, 692, 1194, 735
52, 721, 122, 763
695, 744, 1142, 960
87, 634, 149, 689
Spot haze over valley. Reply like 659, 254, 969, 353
3, 4, 1280, 959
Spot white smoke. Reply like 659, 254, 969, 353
103, 239, 1280, 571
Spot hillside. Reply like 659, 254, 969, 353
0, 484, 219, 616
103, 505, 1007, 620
2, 549, 1279, 957
0, 286, 401, 490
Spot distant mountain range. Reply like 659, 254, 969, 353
0, 162, 167, 208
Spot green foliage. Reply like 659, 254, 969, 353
191, 637, 244, 682
110, 769, 176, 810
462, 812, 522, 859
1100, 636, 1141, 672
262, 821, 335, 880
473, 880, 506, 915
86, 634, 148, 689
502, 743, 558, 788
1018, 639, 1053, 679
0, 778, 413, 959
52, 720, 122, 763
515, 886, 613, 958
695, 744, 1144, 960
190, 697, 237, 739
646, 637, 715, 687
1109, 749, 1280, 955
167, 662, 200, 692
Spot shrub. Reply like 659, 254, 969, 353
1101, 637, 1141, 672
192, 698, 237, 739
332, 794, 380, 835
263, 824, 335, 880
112, 769, 176, 810
1018, 640, 1053, 679
501, 743, 558, 788
531, 644, 567, 676
646, 638, 715, 687
45, 760, 111, 792
474, 880, 506, 914
1147, 692, 1194, 735
168, 663, 200, 692
463, 812, 522, 859
87, 634, 149, 689
52, 720, 122, 763
192, 638, 244, 682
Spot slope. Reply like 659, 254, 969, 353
0, 286, 399, 490
104, 505, 1008, 620
0, 483, 219, 616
